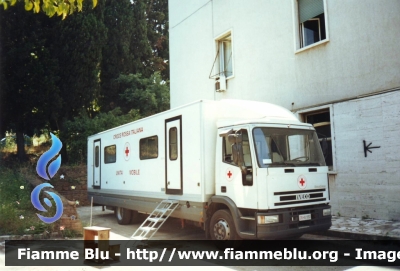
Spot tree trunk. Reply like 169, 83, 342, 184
16, 131, 27, 162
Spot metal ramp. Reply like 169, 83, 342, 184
130, 199, 179, 240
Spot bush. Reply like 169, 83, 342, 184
63, 108, 141, 164
0, 166, 54, 235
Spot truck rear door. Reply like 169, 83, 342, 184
165, 116, 183, 195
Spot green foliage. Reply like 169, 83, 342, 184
99, 0, 169, 112
100, 0, 137, 111
0, 0, 170, 163
63, 108, 141, 164
62, 228, 81, 238
145, 0, 169, 79
118, 72, 170, 117
0, 166, 54, 235
53, 0, 107, 122
0, 0, 97, 19
0, 3, 62, 160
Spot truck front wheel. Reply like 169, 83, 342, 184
115, 207, 132, 225
210, 209, 240, 240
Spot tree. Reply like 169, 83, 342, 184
50, 0, 107, 162
118, 72, 170, 117
52, 0, 106, 121
145, 0, 169, 80
0, 0, 97, 19
100, 0, 136, 112
0, 0, 170, 163
99, 0, 169, 112
0, 3, 61, 161
63, 108, 141, 164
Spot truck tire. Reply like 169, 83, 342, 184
115, 207, 132, 225
131, 210, 140, 224
210, 209, 240, 240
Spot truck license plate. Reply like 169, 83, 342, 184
299, 214, 311, 221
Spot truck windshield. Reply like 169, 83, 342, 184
252, 127, 326, 167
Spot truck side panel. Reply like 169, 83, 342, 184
87, 101, 219, 221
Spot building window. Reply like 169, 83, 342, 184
210, 31, 233, 92
301, 109, 334, 171
217, 34, 233, 78
104, 145, 116, 164
140, 136, 158, 160
297, 0, 327, 48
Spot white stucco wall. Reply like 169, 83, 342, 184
169, 0, 400, 220
169, 0, 400, 109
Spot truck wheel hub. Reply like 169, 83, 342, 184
213, 220, 230, 240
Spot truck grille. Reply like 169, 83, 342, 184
273, 188, 326, 206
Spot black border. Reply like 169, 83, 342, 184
165, 115, 183, 195
93, 139, 101, 189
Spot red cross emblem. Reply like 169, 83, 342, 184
297, 175, 307, 189
124, 142, 130, 161
226, 168, 234, 181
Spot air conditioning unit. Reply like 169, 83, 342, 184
215, 75, 226, 92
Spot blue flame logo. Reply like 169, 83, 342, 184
32, 133, 64, 224
36, 133, 62, 180
31, 183, 63, 223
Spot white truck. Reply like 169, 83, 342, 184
87, 99, 331, 240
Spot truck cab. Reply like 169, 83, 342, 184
210, 120, 331, 240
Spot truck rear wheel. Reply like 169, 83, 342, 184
210, 209, 240, 240
115, 207, 132, 225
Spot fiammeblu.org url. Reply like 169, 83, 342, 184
126, 248, 339, 263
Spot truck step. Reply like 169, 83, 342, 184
147, 217, 165, 223
240, 216, 255, 220
240, 231, 255, 236
155, 208, 171, 213
129, 199, 180, 241
138, 226, 156, 232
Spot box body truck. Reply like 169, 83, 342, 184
87, 99, 331, 240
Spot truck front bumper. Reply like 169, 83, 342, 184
256, 205, 331, 239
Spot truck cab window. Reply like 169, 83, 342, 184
222, 129, 253, 186
253, 127, 326, 168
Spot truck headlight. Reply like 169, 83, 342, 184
258, 215, 279, 224
323, 208, 331, 216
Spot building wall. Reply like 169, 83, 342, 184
169, 0, 400, 109
169, 0, 400, 220
317, 91, 400, 220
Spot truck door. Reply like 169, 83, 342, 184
165, 116, 182, 195
218, 129, 258, 209
93, 139, 101, 189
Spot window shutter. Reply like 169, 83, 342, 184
298, 0, 324, 23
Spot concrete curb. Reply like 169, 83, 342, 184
0, 232, 61, 242
314, 230, 400, 241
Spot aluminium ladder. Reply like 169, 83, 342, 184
130, 199, 180, 240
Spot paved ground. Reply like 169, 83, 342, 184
326, 216, 400, 240
1, 206, 399, 271
75, 206, 400, 241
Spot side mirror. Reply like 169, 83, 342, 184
228, 134, 242, 144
